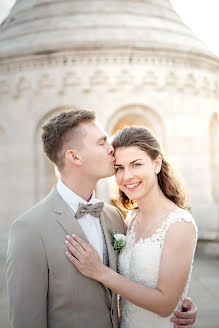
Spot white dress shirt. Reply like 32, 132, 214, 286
56, 179, 104, 262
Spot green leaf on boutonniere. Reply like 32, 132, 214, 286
111, 230, 126, 255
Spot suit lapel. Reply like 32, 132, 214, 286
100, 208, 118, 311
48, 188, 117, 272
50, 187, 89, 242
100, 211, 117, 273
49, 188, 112, 307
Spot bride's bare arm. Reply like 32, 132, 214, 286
65, 220, 196, 317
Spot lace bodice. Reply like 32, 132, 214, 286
118, 208, 198, 328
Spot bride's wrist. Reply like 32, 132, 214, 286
95, 264, 110, 283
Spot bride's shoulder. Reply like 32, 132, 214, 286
165, 207, 198, 235
170, 207, 194, 220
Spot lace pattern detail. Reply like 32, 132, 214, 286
119, 208, 198, 328
125, 210, 136, 229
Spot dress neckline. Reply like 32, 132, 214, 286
129, 207, 183, 246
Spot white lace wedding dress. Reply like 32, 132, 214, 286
119, 208, 197, 328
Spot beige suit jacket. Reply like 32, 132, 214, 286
6, 186, 126, 328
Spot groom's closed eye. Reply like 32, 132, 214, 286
98, 136, 107, 145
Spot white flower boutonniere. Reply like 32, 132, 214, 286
111, 230, 126, 255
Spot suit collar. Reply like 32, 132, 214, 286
49, 186, 89, 242
56, 179, 95, 214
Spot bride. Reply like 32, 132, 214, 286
65, 126, 197, 327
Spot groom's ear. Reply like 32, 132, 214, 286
65, 149, 82, 167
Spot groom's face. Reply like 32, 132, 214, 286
78, 121, 115, 180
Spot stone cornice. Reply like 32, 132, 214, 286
0, 50, 218, 99
0, 49, 219, 74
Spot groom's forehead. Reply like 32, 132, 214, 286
95, 120, 107, 135
82, 121, 108, 139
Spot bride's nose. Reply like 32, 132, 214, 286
122, 168, 134, 181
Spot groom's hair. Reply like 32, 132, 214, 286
41, 109, 95, 169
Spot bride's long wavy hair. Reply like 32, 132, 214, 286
112, 126, 189, 210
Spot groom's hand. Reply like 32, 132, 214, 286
170, 297, 197, 328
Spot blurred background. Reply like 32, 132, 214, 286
0, 0, 218, 327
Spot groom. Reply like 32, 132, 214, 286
7, 109, 197, 328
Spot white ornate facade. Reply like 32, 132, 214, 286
0, 0, 219, 240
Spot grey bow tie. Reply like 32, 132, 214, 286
75, 202, 104, 220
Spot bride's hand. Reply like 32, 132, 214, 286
64, 234, 106, 280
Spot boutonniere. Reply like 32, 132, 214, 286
111, 230, 126, 255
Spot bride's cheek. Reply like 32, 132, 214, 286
117, 177, 123, 188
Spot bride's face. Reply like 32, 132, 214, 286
114, 146, 161, 201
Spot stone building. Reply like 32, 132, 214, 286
0, 0, 219, 241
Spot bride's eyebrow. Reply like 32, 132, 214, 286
130, 159, 142, 164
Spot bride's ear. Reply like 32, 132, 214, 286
154, 155, 162, 174
65, 149, 82, 167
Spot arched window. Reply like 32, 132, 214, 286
0, 125, 9, 230
106, 105, 165, 207
107, 104, 164, 144
33, 106, 75, 201
210, 113, 219, 202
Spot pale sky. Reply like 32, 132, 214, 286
171, 0, 219, 57
0, 0, 219, 57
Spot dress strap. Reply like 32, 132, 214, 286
126, 210, 138, 230
162, 208, 198, 236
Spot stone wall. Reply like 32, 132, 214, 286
0, 50, 219, 239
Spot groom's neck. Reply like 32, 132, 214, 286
60, 174, 96, 202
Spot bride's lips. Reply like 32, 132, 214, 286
125, 182, 142, 191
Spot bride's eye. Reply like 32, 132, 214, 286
133, 163, 141, 167
114, 166, 123, 172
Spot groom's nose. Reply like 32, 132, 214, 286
107, 142, 114, 155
